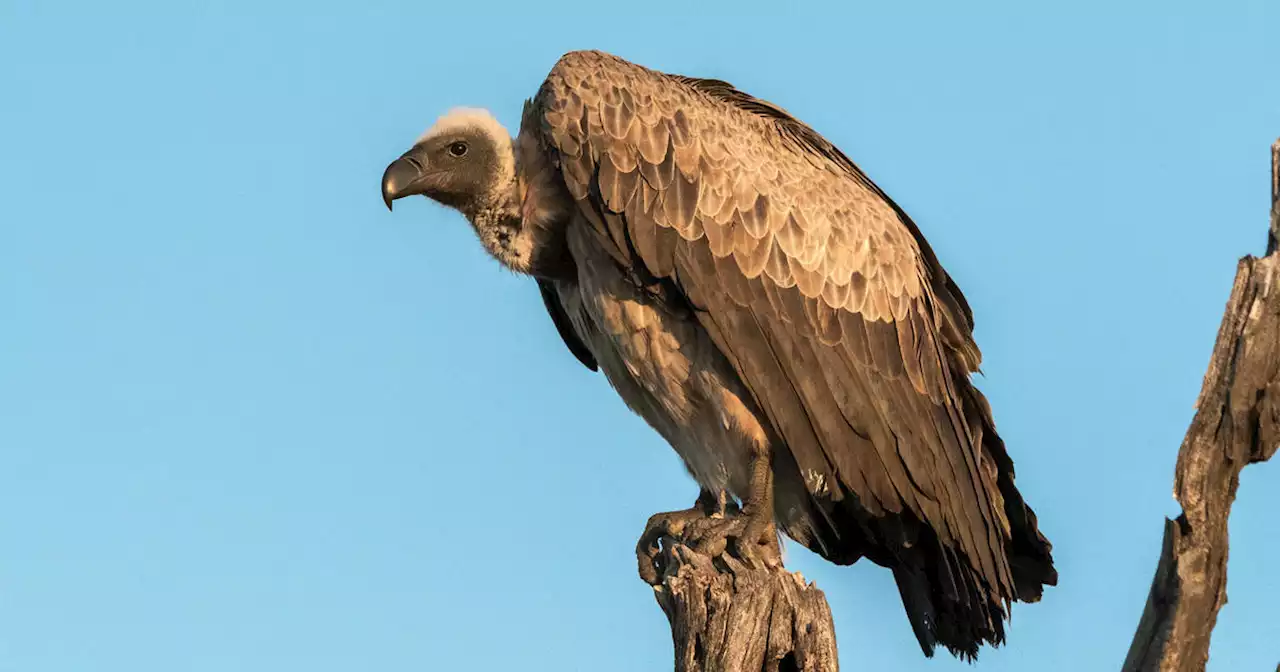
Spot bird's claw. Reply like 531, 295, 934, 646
636, 507, 709, 585
686, 512, 782, 572
636, 493, 779, 585
636, 490, 738, 584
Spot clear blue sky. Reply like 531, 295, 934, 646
2, 1, 1277, 670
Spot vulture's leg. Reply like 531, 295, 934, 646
689, 443, 782, 569
740, 444, 781, 562
708, 487, 738, 518
636, 487, 726, 585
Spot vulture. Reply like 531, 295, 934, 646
381, 50, 1056, 660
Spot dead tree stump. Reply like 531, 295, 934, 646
641, 529, 839, 672
1122, 139, 1280, 672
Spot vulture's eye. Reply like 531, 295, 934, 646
448, 142, 468, 157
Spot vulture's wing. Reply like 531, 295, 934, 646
538, 278, 598, 371
531, 51, 1053, 656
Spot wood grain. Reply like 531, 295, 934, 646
643, 526, 839, 672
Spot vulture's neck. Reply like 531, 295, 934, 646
468, 138, 575, 280
468, 187, 526, 270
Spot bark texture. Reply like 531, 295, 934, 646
643, 529, 839, 672
1122, 139, 1280, 672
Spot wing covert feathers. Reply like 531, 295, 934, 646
531, 50, 1055, 659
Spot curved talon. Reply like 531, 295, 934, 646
636, 499, 719, 585
689, 513, 781, 570
635, 488, 775, 584
636, 512, 681, 585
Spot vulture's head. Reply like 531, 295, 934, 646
381, 108, 515, 217
381, 106, 572, 277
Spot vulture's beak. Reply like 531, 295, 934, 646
381, 152, 427, 211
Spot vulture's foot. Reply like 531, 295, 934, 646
686, 507, 782, 572
684, 445, 781, 571
636, 488, 730, 585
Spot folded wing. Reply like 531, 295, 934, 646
531, 50, 1054, 658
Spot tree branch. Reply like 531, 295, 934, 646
1269, 138, 1279, 255
1122, 139, 1280, 672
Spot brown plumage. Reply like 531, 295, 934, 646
381, 50, 1056, 661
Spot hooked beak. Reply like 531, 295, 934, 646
381, 151, 428, 211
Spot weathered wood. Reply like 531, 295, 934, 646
1122, 139, 1280, 672
642, 527, 839, 672
1269, 139, 1279, 255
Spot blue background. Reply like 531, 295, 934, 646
3, 1, 1277, 669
